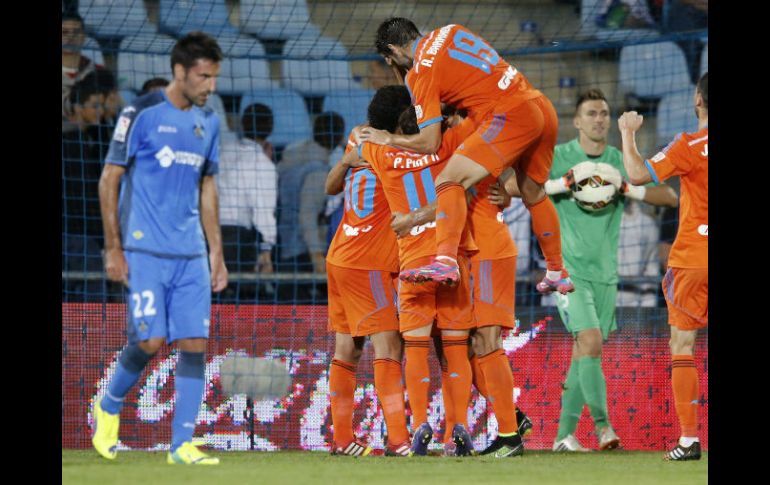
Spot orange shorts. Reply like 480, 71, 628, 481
455, 95, 558, 183
327, 262, 399, 337
662, 267, 708, 330
471, 256, 516, 328
398, 255, 476, 333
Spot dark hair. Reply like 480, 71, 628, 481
242, 103, 274, 141
575, 88, 609, 114
91, 68, 116, 94
397, 107, 419, 135
140, 77, 170, 95
375, 17, 421, 56
170, 31, 223, 72
69, 75, 102, 106
314, 112, 345, 150
62, 12, 84, 27
697, 72, 708, 110
368, 86, 412, 132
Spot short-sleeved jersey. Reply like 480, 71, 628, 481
362, 122, 478, 268
105, 91, 220, 258
645, 127, 708, 269
405, 24, 542, 131
467, 176, 517, 260
325, 134, 399, 272
549, 140, 628, 284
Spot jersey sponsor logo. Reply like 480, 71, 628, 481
154, 145, 205, 169
650, 152, 666, 164
497, 66, 517, 90
157, 125, 178, 134
113, 115, 131, 142
342, 224, 373, 237
697, 224, 708, 236
414, 104, 423, 120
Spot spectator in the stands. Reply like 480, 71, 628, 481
277, 112, 345, 274
616, 201, 660, 307
140, 77, 170, 96
62, 12, 101, 127
92, 69, 122, 128
368, 58, 398, 89
62, 77, 108, 279
217, 103, 277, 274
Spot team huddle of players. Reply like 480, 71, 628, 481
325, 18, 708, 461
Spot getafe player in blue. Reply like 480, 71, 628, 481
92, 32, 228, 465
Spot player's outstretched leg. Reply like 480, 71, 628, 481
92, 342, 155, 459
167, 350, 219, 465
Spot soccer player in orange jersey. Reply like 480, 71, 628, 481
618, 72, 708, 461
344, 86, 479, 456
324, 109, 413, 456
390, 110, 531, 458
359, 18, 573, 296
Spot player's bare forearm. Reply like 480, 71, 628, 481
200, 175, 224, 258
99, 164, 126, 250
326, 149, 357, 195
643, 184, 679, 208
360, 123, 441, 153
412, 200, 438, 226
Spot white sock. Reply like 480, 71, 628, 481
679, 436, 699, 447
546, 270, 563, 281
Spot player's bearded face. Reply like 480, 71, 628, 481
386, 45, 413, 71
182, 59, 221, 107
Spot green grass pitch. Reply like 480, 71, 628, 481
63, 449, 707, 484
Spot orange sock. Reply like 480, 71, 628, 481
478, 350, 519, 435
672, 354, 699, 437
469, 354, 488, 398
442, 336, 472, 428
404, 336, 431, 427
440, 362, 456, 443
373, 358, 410, 445
527, 196, 564, 271
435, 182, 467, 261
329, 359, 357, 445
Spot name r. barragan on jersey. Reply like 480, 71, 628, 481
421, 24, 454, 68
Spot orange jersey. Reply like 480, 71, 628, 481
646, 127, 708, 269
361, 122, 478, 268
326, 134, 399, 272
406, 24, 542, 131
467, 176, 517, 260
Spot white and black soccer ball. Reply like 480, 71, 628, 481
570, 161, 619, 212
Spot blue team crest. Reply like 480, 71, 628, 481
194, 122, 205, 138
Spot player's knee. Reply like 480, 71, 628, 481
372, 333, 402, 361
669, 336, 695, 355
577, 329, 603, 358
120, 343, 155, 373
471, 327, 500, 356
138, 337, 165, 356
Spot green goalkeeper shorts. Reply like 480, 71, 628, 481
554, 276, 618, 340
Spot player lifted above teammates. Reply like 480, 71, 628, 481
618, 73, 708, 462
324, 94, 412, 457
92, 32, 226, 465
360, 18, 572, 296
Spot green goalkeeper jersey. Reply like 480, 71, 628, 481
549, 139, 628, 284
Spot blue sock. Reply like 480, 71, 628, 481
171, 352, 206, 452
101, 344, 153, 415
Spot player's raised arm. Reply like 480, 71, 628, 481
200, 175, 228, 292
359, 120, 442, 154
618, 111, 653, 185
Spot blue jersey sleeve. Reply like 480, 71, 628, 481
203, 114, 220, 176
105, 105, 142, 166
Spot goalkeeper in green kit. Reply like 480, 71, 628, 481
498, 89, 678, 451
